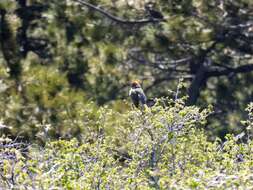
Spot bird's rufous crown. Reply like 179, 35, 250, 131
131, 80, 141, 88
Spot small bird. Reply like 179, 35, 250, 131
129, 81, 147, 109
145, 3, 164, 20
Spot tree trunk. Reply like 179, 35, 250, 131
187, 59, 210, 105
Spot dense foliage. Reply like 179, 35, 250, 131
0, 0, 252, 140
1, 99, 253, 189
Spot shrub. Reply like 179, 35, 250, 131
1, 100, 253, 189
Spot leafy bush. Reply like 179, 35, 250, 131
1, 99, 253, 189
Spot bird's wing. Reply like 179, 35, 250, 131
135, 88, 147, 104
129, 88, 140, 107
129, 88, 133, 96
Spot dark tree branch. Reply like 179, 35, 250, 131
208, 64, 253, 77
73, 0, 165, 24
16, 0, 29, 57
129, 54, 191, 72
228, 22, 253, 29
0, 9, 22, 80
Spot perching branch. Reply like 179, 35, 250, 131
73, 0, 165, 24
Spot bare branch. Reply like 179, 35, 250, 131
73, 0, 165, 24
129, 52, 192, 72
208, 64, 253, 77
228, 22, 253, 29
